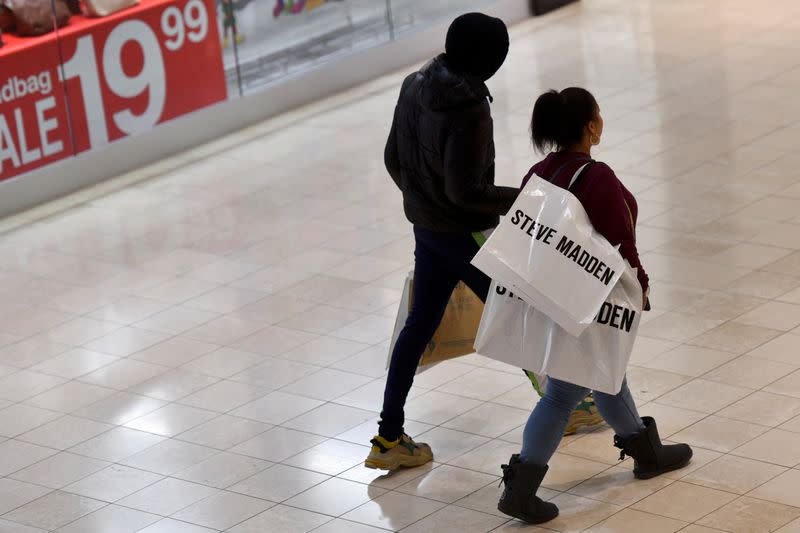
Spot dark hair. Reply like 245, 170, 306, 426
530, 88, 598, 153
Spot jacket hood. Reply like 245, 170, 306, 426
417, 56, 492, 111
445, 13, 509, 81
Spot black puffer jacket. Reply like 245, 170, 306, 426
384, 55, 518, 234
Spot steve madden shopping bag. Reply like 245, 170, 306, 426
387, 272, 484, 373
471, 163, 626, 337
474, 264, 642, 395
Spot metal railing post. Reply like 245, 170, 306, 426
385, 0, 395, 40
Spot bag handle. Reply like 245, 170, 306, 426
568, 162, 595, 192
544, 156, 594, 187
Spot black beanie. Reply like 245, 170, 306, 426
445, 13, 509, 81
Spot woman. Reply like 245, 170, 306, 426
496, 88, 693, 524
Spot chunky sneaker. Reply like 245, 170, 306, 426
524, 370, 603, 436
564, 396, 604, 436
365, 434, 433, 471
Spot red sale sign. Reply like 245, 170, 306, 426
0, 0, 227, 182
0, 43, 70, 179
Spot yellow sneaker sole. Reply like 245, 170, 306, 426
564, 409, 604, 436
364, 451, 433, 471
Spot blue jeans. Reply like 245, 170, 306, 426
520, 377, 645, 465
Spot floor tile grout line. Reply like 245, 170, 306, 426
0, 69, 404, 238
5, 344, 800, 498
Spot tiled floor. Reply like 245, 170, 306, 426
2, 0, 800, 531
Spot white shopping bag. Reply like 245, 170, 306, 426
474, 265, 642, 395
471, 163, 626, 337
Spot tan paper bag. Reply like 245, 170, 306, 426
387, 272, 484, 373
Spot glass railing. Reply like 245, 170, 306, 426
0, 0, 495, 182
229, 0, 395, 94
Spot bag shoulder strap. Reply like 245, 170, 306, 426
544, 156, 593, 186
568, 161, 595, 192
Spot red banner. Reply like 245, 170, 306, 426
0, 0, 227, 182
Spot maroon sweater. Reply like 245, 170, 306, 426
522, 152, 649, 292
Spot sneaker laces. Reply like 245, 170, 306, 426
397, 434, 422, 455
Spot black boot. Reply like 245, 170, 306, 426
497, 454, 559, 524
614, 417, 693, 480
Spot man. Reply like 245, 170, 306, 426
366, 13, 601, 471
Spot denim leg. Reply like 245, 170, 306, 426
520, 378, 590, 465
592, 377, 645, 438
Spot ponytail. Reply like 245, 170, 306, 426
530, 87, 598, 153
